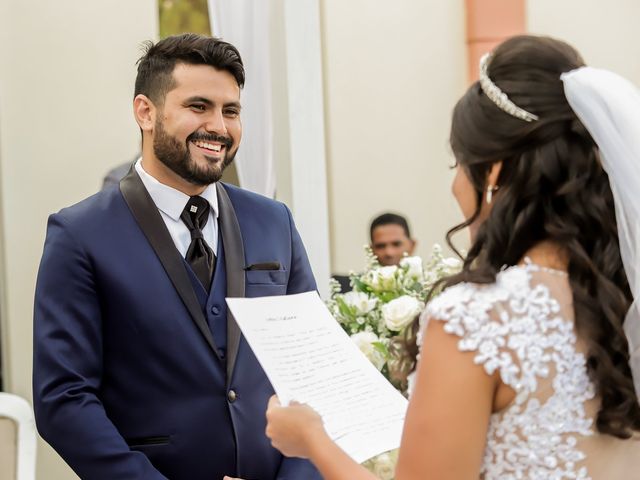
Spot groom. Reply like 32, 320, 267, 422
33, 34, 321, 480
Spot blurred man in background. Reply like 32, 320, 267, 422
370, 212, 416, 266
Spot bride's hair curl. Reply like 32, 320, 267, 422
402, 35, 640, 438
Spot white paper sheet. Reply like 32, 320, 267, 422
226, 291, 408, 464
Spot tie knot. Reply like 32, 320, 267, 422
181, 196, 210, 231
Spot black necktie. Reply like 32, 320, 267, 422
181, 196, 215, 291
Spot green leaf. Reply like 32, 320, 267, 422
372, 341, 390, 359
379, 291, 400, 303
335, 296, 354, 319
351, 277, 369, 293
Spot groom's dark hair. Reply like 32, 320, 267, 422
134, 33, 245, 106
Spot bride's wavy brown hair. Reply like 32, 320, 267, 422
403, 35, 640, 438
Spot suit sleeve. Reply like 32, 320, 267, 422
276, 456, 324, 480
33, 214, 168, 480
277, 206, 323, 479
283, 205, 317, 294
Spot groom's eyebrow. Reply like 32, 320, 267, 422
184, 96, 242, 111
184, 96, 213, 105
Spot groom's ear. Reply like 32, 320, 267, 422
133, 94, 156, 133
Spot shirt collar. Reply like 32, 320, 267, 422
135, 158, 219, 222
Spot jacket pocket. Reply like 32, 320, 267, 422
245, 269, 287, 285
125, 435, 171, 448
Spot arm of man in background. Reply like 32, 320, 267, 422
101, 160, 136, 190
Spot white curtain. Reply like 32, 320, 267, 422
208, 0, 275, 198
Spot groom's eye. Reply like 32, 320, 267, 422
223, 108, 240, 118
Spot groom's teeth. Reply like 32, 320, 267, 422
194, 141, 223, 152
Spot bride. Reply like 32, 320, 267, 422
259, 35, 640, 479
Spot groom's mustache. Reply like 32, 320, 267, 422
188, 132, 233, 148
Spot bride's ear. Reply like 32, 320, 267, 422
487, 161, 503, 188
483, 161, 504, 206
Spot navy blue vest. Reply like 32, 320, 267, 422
183, 234, 228, 360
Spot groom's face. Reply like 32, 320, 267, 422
152, 63, 242, 186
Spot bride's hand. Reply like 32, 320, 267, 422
265, 395, 328, 459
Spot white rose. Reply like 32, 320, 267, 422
442, 257, 462, 270
399, 256, 424, 280
342, 291, 377, 315
350, 331, 386, 370
382, 295, 422, 331
372, 452, 396, 480
378, 265, 397, 282
363, 266, 397, 291
362, 269, 381, 290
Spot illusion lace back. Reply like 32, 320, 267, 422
419, 263, 640, 480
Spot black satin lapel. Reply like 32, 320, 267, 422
119, 169, 220, 358
217, 183, 246, 382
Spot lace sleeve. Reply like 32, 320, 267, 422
419, 266, 599, 479
424, 280, 523, 391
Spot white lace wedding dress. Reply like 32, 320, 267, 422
417, 262, 640, 479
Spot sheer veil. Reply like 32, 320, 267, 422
562, 67, 640, 398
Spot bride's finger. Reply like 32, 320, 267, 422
267, 394, 281, 410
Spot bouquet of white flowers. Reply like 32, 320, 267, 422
327, 244, 462, 479
328, 244, 461, 384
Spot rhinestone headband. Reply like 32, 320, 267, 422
479, 53, 539, 122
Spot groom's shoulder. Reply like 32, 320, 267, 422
221, 182, 288, 215
55, 185, 125, 225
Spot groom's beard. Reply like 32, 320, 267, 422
153, 119, 236, 186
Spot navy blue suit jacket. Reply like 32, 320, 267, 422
33, 171, 322, 480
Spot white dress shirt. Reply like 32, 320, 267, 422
135, 159, 219, 257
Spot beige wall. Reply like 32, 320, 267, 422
322, 0, 640, 276
320, 0, 467, 275
527, 0, 640, 82
0, 0, 158, 478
